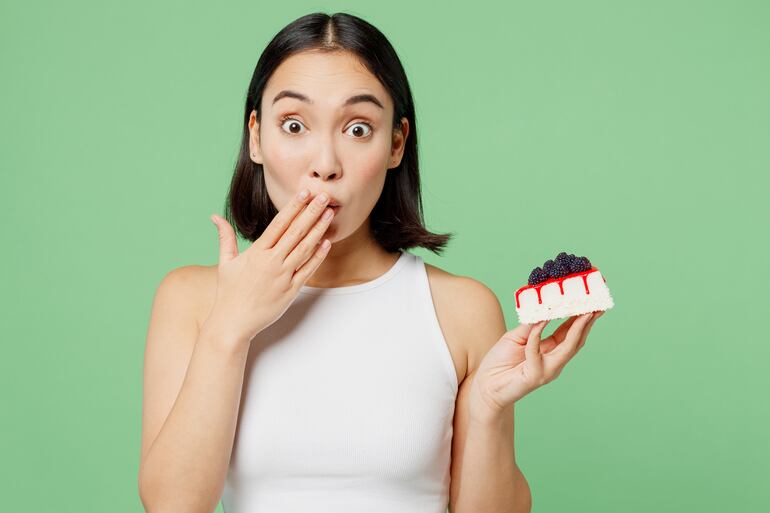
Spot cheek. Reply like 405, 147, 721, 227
350, 160, 389, 214
351, 142, 390, 190
350, 133, 391, 179
262, 131, 306, 175
260, 132, 307, 205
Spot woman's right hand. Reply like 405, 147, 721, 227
202, 189, 335, 346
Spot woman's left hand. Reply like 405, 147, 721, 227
469, 311, 605, 423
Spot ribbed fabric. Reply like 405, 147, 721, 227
221, 251, 459, 513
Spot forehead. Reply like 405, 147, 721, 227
263, 50, 391, 111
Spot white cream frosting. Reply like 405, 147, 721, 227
515, 270, 614, 324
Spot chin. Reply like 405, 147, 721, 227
325, 220, 359, 244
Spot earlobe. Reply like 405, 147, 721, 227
249, 144, 263, 165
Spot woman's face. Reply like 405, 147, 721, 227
248, 50, 409, 244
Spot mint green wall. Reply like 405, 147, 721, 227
2, 1, 767, 512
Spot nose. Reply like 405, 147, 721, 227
310, 135, 343, 181
313, 168, 340, 181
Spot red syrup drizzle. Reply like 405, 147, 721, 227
515, 267, 606, 308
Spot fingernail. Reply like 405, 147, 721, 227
298, 189, 310, 200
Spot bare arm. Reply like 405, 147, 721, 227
138, 189, 336, 512
138, 267, 250, 513
454, 402, 531, 513
449, 278, 532, 513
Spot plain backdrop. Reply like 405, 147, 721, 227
1, 1, 768, 512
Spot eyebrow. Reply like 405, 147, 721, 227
271, 89, 384, 109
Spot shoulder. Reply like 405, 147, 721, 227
424, 261, 507, 379
154, 264, 218, 330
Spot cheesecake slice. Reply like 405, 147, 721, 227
515, 252, 614, 324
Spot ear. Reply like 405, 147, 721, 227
388, 117, 409, 169
248, 110, 264, 164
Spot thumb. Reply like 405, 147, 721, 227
210, 214, 239, 263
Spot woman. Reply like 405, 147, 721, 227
138, 11, 602, 513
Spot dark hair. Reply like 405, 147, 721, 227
223, 12, 452, 254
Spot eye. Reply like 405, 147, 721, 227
345, 122, 373, 138
279, 116, 306, 135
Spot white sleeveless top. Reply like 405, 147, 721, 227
221, 250, 459, 513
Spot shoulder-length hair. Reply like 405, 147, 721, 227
224, 11, 452, 254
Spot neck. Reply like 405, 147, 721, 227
304, 219, 400, 288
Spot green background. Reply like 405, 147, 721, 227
2, 1, 768, 512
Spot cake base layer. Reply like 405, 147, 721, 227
515, 269, 614, 324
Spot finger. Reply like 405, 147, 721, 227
550, 315, 580, 344
273, 191, 331, 258
524, 320, 549, 372
284, 206, 335, 271
576, 311, 604, 350
504, 322, 536, 345
538, 315, 578, 353
252, 188, 313, 251
291, 237, 332, 288
211, 214, 238, 264
544, 313, 592, 369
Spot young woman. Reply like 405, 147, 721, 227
138, 12, 602, 513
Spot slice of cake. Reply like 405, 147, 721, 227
515, 252, 614, 324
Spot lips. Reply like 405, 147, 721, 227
308, 190, 341, 207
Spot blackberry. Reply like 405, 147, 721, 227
555, 252, 573, 267
568, 258, 585, 273
528, 266, 549, 286
568, 256, 592, 273
549, 261, 570, 279
530, 253, 596, 285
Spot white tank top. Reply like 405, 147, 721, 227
221, 250, 459, 513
